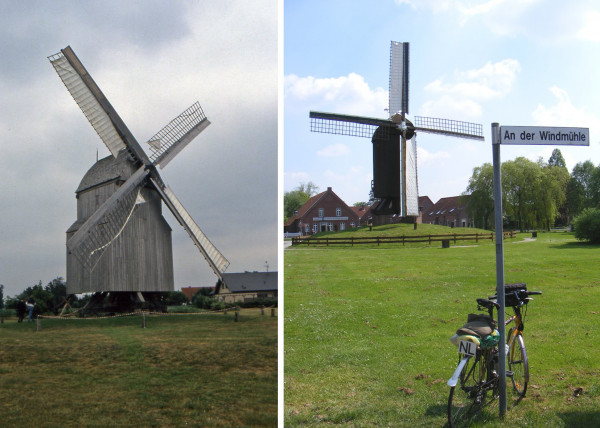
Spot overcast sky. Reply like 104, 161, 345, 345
0, 0, 278, 297
285, 0, 600, 206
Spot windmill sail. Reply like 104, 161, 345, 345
310, 111, 391, 139
48, 46, 149, 164
151, 179, 230, 278
146, 102, 211, 168
67, 166, 149, 271
414, 116, 484, 140
404, 136, 419, 216
389, 41, 409, 116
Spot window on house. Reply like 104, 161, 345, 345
336, 208, 342, 216
305, 224, 310, 232
312, 224, 318, 233
318, 208, 324, 217
340, 222, 345, 230
350, 222, 355, 228
328, 223, 333, 231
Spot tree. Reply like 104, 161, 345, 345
367, 188, 380, 207
353, 202, 368, 208
0, 284, 3, 309
465, 163, 495, 229
284, 181, 320, 221
502, 157, 542, 231
539, 162, 570, 230
548, 149, 566, 168
296, 181, 319, 197
164, 291, 188, 306
574, 208, 600, 243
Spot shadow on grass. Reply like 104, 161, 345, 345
558, 410, 600, 427
425, 403, 446, 418
548, 240, 600, 250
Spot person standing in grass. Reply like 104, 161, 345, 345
26, 297, 35, 322
16, 299, 26, 323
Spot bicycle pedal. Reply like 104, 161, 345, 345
506, 370, 514, 377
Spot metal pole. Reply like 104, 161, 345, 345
492, 123, 507, 417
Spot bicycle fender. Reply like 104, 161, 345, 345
447, 356, 471, 387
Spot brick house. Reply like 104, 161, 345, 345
421, 195, 472, 227
284, 187, 360, 234
351, 205, 372, 226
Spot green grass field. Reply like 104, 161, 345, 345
0, 308, 277, 427
284, 227, 600, 427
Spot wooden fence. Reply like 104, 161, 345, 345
291, 231, 517, 247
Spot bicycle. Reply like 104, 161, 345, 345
446, 283, 542, 427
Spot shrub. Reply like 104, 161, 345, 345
574, 208, 600, 243
238, 298, 278, 308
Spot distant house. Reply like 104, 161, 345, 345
215, 271, 278, 303
284, 187, 360, 235
351, 205, 373, 226
180, 286, 215, 302
421, 195, 471, 227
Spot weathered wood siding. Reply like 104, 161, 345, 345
67, 185, 174, 294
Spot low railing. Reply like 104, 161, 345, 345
291, 231, 517, 247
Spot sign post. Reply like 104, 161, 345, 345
492, 124, 589, 418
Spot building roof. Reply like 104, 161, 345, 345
76, 151, 135, 194
285, 187, 351, 226
426, 195, 469, 216
180, 286, 215, 301
350, 205, 370, 221
222, 271, 278, 293
419, 195, 434, 209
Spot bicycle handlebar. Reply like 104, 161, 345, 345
488, 290, 542, 300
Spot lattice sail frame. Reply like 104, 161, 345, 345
146, 102, 211, 168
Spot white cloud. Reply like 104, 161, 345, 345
532, 86, 600, 130
317, 143, 350, 157
420, 59, 520, 119
285, 73, 388, 117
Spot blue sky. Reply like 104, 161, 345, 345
284, 0, 600, 206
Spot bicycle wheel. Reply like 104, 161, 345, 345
508, 333, 528, 397
448, 354, 486, 428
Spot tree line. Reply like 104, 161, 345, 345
464, 149, 600, 231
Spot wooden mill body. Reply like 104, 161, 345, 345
66, 152, 174, 294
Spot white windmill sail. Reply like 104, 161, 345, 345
49, 50, 127, 158
151, 180, 230, 277
389, 41, 409, 117
404, 136, 419, 216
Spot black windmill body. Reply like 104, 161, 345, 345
49, 46, 229, 308
310, 41, 484, 219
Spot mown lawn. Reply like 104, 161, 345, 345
284, 230, 600, 427
0, 308, 277, 427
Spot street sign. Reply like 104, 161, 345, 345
500, 126, 589, 145
491, 121, 589, 418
